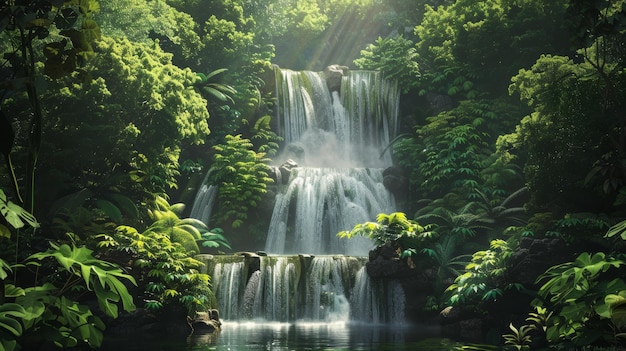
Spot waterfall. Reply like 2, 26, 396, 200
189, 175, 218, 227
264, 167, 394, 255
194, 67, 406, 326
204, 254, 404, 324
273, 68, 399, 168
265, 67, 400, 256
209, 256, 247, 320
350, 267, 405, 324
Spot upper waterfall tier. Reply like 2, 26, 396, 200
273, 67, 399, 168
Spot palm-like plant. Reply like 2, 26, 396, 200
417, 202, 493, 239
147, 196, 230, 253
195, 68, 237, 112
421, 234, 471, 290
502, 323, 533, 351
472, 187, 528, 228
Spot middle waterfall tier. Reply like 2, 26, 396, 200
200, 254, 405, 324
265, 167, 395, 256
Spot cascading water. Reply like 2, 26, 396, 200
272, 67, 399, 168
265, 67, 399, 256
265, 167, 394, 255
203, 254, 405, 324
192, 66, 406, 325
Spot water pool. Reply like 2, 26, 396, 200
100, 321, 498, 351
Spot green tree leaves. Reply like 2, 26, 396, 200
354, 36, 420, 93
209, 135, 273, 228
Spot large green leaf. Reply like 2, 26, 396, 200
0, 189, 39, 229
27, 243, 136, 316
0, 304, 26, 336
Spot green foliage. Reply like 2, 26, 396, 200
251, 115, 283, 157
0, 242, 136, 351
97, 218, 218, 315
421, 233, 471, 297
414, 0, 569, 96
195, 68, 237, 112
200, 227, 232, 250
337, 212, 433, 256
533, 252, 626, 346
97, 0, 203, 60
28, 243, 137, 318
399, 99, 518, 204
417, 202, 493, 239
354, 36, 420, 93
209, 134, 273, 228
507, 45, 626, 212
0, 189, 39, 235
146, 196, 202, 253
606, 220, 626, 241
447, 239, 520, 309
502, 322, 533, 351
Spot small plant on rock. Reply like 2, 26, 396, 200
337, 212, 434, 260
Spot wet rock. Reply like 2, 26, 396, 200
323, 64, 349, 93
278, 159, 298, 184
187, 310, 222, 334
382, 166, 408, 195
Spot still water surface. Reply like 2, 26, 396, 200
101, 321, 498, 351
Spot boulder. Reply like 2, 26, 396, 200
187, 310, 222, 334
323, 65, 349, 93
278, 159, 298, 184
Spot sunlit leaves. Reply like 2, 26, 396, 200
354, 36, 420, 93
209, 134, 273, 227
0, 189, 39, 230
28, 243, 137, 318
98, 0, 203, 59
337, 212, 429, 250
446, 239, 515, 308
96, 204, 219, 315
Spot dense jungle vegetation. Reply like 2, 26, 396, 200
1, 0, 626, 350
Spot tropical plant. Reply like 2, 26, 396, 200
421, 234, 471, 292
471, 187, 528, 227
353, 35, 421, 93
199, 227, 231, 252
502, 323, 533, 351
195, 68, 238, 114
250, 115, 283, 157
1, 244, 136, 351
532, 251, 626, 346
208, 134, 273, 228
417, 202, 493, 239
96, 225, 218, 316
337, 212, 434, 259
0, 189, 39, 239
446, 239, 522, 309
1, 193, 136, 351
146, 196, 208, 253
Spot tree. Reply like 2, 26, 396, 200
1, 0, 102, 212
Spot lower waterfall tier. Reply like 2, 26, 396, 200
199, 254, 406, 324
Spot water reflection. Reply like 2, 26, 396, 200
184, 321, 465, 351
101, 321, 495, 351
